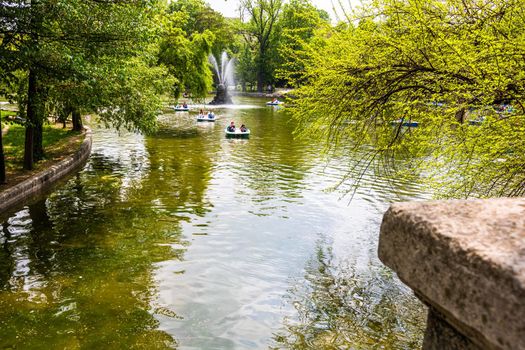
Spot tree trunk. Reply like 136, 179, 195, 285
0, 114, 5, 184
455, 108, 466, 124
33, 120, 44, 161
24, 69, 38, 170
24, 127, 34, 171
256, 69, 264, 93
72, 108, 83, 131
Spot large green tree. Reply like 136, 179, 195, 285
239, 0, 283, 92
158, 1, 217, 99
236, 42, 258, 91
1, 0, 168, 170
168, 0, 238, 57
274, 0, 329, 87
290, 0, 525, 198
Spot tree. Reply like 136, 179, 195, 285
239, 0, 283, 92
0, 110, 5, 184
236, 42, 257, 91
168, 0, 238, 57
274, 0, 329, 87
158, 3, 216, 99
289, 0, 525, 198
1, 0, 168, 170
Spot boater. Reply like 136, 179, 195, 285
240, 124, 247, 132
227, 121, 235, 132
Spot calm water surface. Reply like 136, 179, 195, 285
0, 97, 426, 349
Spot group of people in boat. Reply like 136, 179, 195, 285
227, 121, 247, 132
175, 102, 188, 109
199, 109, 215, 119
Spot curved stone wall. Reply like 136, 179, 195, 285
0, 127, 92, 214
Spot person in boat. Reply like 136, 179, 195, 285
199, 109, 204, 116
227, 121, 235, 132
208, 111, 215, 119
271, 98, 278, 104
182, 102, 188, 108
175, 104, 181, 109
240, 124, 247, 132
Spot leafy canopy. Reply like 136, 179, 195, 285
289, 0, 525, 198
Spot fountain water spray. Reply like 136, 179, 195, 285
209, 52, 234, 105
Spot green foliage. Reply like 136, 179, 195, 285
1, 0, 173, 152
92, 55, 174, 134
239, 0, 283, 91
236, 43, 258, 91
236, 0, 330, 90
289, 0, 525, 198
168, 0, 239, 57
158, 2, 217, 99
274, 0, 330, 87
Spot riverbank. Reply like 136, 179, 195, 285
231, 89, 294, 99
0, 125, 92, 214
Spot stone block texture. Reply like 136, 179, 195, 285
379, 198, 525, 350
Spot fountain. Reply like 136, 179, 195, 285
209, 52, 234, 105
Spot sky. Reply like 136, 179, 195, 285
207, 0, 353, 22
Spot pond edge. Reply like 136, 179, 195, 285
0, 126, 92, 215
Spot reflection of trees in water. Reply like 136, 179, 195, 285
0, 127, 217, 348
233, 109, 318, 208
142, 130, 214, 217
0, 152, 186, 349
320, 142, 428, 210
272, 241, 426, 349
0, 222, 14, 290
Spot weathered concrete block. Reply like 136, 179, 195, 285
379, 198, 525, 350
423, 307, 481, 350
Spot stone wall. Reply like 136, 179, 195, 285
0, 127, 92, 215
379, 198, 525, 350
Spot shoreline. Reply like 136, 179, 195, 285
231, 89, 293, 99
0, 127, 92, 215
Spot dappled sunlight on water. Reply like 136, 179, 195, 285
0, 97, 426, 349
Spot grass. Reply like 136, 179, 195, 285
1, 110, 18, 118
1, 121, 85, 189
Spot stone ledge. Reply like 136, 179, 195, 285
0, 127, 92, 215
379, 198, 525, 350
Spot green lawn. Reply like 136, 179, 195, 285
2, 123, 82, 172
0, 110, 18, 118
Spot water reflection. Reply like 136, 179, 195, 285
0, 126, 217, 348
271, 239, 425, 349
0, 97, 426, 349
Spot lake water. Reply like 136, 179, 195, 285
0, 97, 426, 349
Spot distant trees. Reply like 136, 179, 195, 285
236, 0, 329, 91
158, 0, 243, 99
239, 0, 283, 92
274, 0, 330, 87
158, 4, 214, 100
